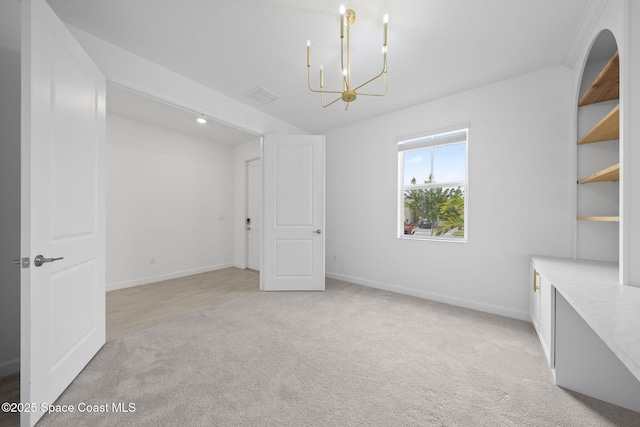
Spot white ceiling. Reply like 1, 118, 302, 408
107, 83, 259, 145
44, 0, 601, 135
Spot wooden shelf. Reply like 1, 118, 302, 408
577, 104, 619, 145
577, 163, 620, 184
577, 216, 619, 222
578, 51, 619, 106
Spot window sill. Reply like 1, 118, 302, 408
398, 235, 467, 243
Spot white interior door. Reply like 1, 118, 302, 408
247, 159, 262, 271
21, 1, 106, 425
262, 135, 325, 291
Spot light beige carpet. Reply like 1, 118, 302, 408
0, 373, 19, 427
19, 279, 640, 426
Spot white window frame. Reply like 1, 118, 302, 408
397, 125, 469, 242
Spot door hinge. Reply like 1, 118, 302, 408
13, 257, 30, 268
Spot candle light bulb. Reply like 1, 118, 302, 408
339, 5, 345, 15
383, 14, 388, 46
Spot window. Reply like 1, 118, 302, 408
398, 127, 468, 241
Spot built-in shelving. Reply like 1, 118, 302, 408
578, 51, 619, 107
577, 104, 619, 145
577, 216, 619, 222
577, 163, 619, 184
576, 48, 620, 241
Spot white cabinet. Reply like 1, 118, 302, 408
530, 262, 555, 368
555, 292, 640, 412
531, 256, 640, 412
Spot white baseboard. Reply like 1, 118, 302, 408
106, 263, 235, 292
0, 357, 19, 377
325, 272, 530, 321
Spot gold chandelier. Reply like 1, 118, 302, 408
306, 5, 388, 110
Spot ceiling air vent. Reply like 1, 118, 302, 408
246, 85, 279, 105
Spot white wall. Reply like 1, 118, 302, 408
233, 138, 261, 269
325, 65, 575, 320
67, 25, 304, 283
106, 114, 235, 290
0, 45, 21, 376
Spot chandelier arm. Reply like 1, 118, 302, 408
307, 67, 343, 94
352, 72, 384, 92
356, 92, 387, 97
310, 88, 344, 95
321, 95, 343, 108
355, 73, 387, 97
352, 58, 387, 92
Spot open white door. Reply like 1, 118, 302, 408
262, 135, 325, 291
21, 1, 106, 425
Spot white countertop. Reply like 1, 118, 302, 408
531, 256, 640, 381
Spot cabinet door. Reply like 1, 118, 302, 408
539, 273, 555, 367
530, 263, 541, 331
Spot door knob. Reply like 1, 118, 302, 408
34, 255, 64, 267
312, 229, 322, 234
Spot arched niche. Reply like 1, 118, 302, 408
575, 29, 620, 264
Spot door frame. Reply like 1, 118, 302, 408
245, 156, 262, 271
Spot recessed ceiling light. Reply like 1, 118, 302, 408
197, 117, 207, 124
